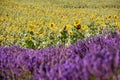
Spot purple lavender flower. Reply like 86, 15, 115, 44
0, 33, 120, 80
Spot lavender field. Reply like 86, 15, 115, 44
0, 0, 120, 80
0, 33, 120, 80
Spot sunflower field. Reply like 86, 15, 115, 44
0, 0, 120, 80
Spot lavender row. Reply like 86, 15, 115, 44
0, 33, 120, 80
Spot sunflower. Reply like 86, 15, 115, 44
90, 14, 95, 21
74, 19, 81, 27
29, 24, 35, 32
81, 25, 89, 31
114, 15, 118, 20
50, 23, 56, 30
69, 30, 73, 36
73, 20, 81, 30
0, 35, 5, 41
107, 15, 112, 20
63, 25, 70, 31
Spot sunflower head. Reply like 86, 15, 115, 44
107, 15, 112, 20
50, 23, 55, 30
29, 24, 35, 32
74, 19, 81, 27
91, 14, 95, 20
63, 25, 70, 31
73, 20, 81, 30
114, 15, 118, 20
69, 30, 73, 36
81, 25, 89, 31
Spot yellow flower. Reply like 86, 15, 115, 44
81, 25, 89, 31
90, 14, 95, 21
0, 35, 5, 40
114, 22, 118, 26
50, 23, 55, 30
114, 15, 118, 20
69, 30, 73, 36
63, 25, 70, 31
107, 15, 112, 20
101, 17, 105, 22
29, 24, 35, 32
9, 36, 13, 41
74, 19, 81, 27
50, 23, 54, 27
101, 22, 106, 27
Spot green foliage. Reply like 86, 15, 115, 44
24, 39, 35, 49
